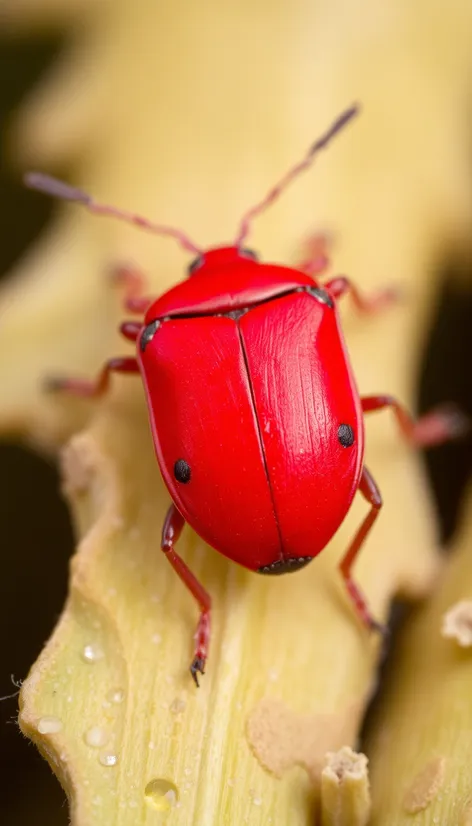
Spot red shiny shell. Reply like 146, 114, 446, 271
138, 281, 364, 571
145, 248, 314, 319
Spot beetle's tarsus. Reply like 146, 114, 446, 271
190, 657, 205, 687
43, 376, 67, 393
434, 405, 470, 440
368, 617, 389, 638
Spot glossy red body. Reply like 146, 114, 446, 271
137, 247, 364, 572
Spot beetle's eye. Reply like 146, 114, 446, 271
174, 459, 191, 483
338, 424, 355, 448
187, 256, 204, 275
239, 248, 258, 262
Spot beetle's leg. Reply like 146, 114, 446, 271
120, 321, 142, 342
297, 233, 330, 277
45, 357, 139, 397
325, 276, 400, 313
161, 504, 211, 686
361, 395, 469, 447
110, 263, 154, 314
339, 466, 385, 632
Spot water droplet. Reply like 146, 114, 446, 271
184, 767, 192, 776
151, 634, 162, 645
149, 741, 155, 750
82, 644, 104, 663
37, 716, 63, 734
84, 726, 110, 748
250, 788, 262, 806
144, 778, 179, 811
170, 697, 186, 714
92, 795, 102, 806
107, 688, 125, 704
99, 751, 119, 767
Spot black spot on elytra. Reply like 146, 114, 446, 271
338, 424, 355, 447
174, 459, 191, 484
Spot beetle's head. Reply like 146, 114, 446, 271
186, 245, 258, 277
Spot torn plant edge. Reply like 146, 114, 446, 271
18, 428, 129, 824
321, 745, 371, 826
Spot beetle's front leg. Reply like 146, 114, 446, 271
297, 233, 331, 277
339, 466, 385, 633
110, 262, 155, 314
362, 395, 469, 447
45, 356, 140, 397
161, 505, 211, 686
325, 276, 400, 313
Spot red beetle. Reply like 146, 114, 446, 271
25, 105, 465, 684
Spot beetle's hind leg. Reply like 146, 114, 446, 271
109, 262, 155, 314
161, 505, 212, 686
44, 356, 140, 397
339, 398, 469, 632
339, 466, 386, 634
325, 276, 400, 313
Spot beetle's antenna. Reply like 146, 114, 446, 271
235, 104, 360, 247
24, 173, 203, 255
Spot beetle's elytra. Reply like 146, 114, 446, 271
25, 105, 466, 685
